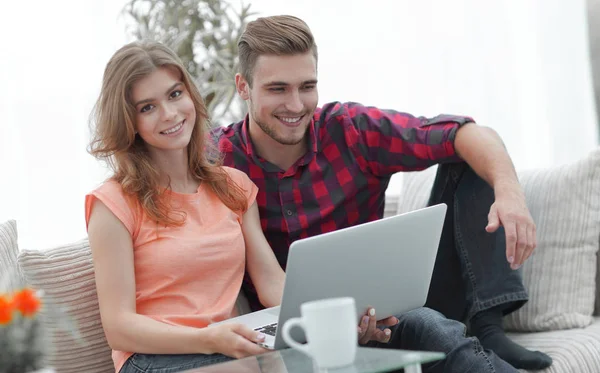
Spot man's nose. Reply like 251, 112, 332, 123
285, 90, 303, 113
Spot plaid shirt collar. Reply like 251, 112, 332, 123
239, 114, 320, 174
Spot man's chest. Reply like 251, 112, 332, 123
248, 157, 386, 238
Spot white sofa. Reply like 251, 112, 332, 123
1, 148, 599, 373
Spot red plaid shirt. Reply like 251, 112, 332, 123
212, 101, 472, 310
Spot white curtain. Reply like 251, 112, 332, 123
0, 0, 597, 251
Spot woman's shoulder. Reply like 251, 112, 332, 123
85, 178, 139, 238
88, 178, 138, 206
220, 166, 250, 182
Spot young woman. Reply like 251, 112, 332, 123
86, 41, 285, 373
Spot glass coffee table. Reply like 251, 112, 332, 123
184, 347, 445, 373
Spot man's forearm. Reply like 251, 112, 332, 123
453, 123, 522, 198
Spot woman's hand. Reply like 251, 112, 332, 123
206, 323, 270, 359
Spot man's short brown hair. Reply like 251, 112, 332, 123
238, 15, 318, 87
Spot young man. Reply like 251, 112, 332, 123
212, 15, 552, 371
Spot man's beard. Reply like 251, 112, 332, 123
252, 111, 308, 146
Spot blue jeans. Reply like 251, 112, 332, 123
120, 352, 233, 373
424, 162, 528, 322
372, 307, 517, 373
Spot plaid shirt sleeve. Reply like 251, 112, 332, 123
320, 102, 473, 176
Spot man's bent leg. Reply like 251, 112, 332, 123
424, 162, 551, 370
374, 307, 517, 373
425, 162, 527, 320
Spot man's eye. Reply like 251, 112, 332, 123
140, 104, 154, 113
170, 90, 182, 99
303, 85, 316, 90
269, 87, 284, 92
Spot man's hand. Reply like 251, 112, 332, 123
486, 184, 537, 270
357, 307, 398, 345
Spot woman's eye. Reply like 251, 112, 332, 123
170, 90, 182, 99
140, 104, 154, 113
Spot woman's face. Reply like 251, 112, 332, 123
130, 66, 196, 156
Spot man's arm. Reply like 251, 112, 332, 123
454, 123, 537, 269
320, 102, 471, 176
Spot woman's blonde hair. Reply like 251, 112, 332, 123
89, 41, 247, 226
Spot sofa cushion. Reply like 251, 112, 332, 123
17, 239, 113, 373
397, 148, 600, 332
0, 219, 21, 291
507, 318, 600, 373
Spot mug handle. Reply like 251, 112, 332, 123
281, 317, 311, 356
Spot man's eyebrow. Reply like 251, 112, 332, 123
263, 79, 318, 87
133, 82, 182, 107
264, 81, 289, 87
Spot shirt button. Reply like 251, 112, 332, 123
286, 210, 293, 216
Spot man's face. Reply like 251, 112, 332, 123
237, 52, 318, 146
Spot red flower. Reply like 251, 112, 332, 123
12, 288, 41, 317
0, 294, 14, 325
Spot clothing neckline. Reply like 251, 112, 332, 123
162, 182, 205, 201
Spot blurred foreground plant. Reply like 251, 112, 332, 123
0, 268, 80, 373
0, 286, 45, 373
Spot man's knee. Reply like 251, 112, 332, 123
399, 307, 461, 329
395, 307, 468, 352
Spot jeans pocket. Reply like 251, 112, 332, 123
125, 353, 155, 372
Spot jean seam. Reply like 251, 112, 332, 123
468, 292, 529, 320
127, 355, 149, 373
449, 165, 463, 184
453, 197, 481, 319
471, 337, 495, 373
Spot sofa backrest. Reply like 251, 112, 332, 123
394, 149, 600, 332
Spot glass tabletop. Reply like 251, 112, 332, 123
184, 347, 445, 373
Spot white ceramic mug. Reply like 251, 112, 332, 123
281, 297, 357, 369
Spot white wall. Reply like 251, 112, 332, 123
0, 0, 130, 250
0, 0, 597, 251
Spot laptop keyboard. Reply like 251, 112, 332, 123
254, 322, 278, 336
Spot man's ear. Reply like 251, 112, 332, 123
235, 73, 250, 100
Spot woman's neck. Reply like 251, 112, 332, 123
150, 148, 199, 194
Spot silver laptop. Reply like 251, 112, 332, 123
211, 203, 447, 349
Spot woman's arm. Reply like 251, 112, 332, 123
88, 200, 266, 357
242, 202, 286, 308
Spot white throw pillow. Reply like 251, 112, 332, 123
397, 148, 600, 332
0, 219, 21, 291
17, 239, 113, 373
